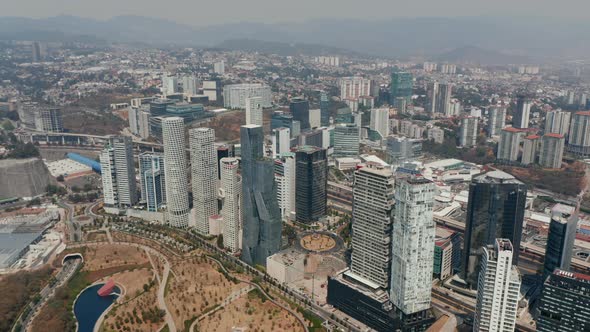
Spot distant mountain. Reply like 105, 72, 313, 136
434, 46, 530, 65
0, 15, 589, 61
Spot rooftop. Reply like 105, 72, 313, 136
544, 133, 564, 139
474, 170, 523, 185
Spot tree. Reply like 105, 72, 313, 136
217, 234, 224, 249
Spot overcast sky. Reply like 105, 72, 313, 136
2, 0, 589, 26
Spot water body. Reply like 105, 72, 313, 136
74, 283, 120, 332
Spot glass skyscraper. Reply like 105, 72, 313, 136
290, 98, 310, 130
139, 152, 166, 212
320, 92, 330, 127
461, 170, 527, 288
295, 146, 327, 223
240, 125, 282, 266
543, 204, 578, 276
390, 71, 413, 106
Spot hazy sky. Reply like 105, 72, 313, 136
2, 0, 590, 26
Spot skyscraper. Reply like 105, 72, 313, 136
390, 175, 435, 315
100, 136, 138, 210
567, 111, 590, 156
274, 152, 296, 220
390, 71, 413, 105
461, 170, 527, 287
333, 124, 360, 158
545, 109, 571, 137
539, 133, 565, 169
290, 98, 310, 130
272, 127, 291, 158
428, 82, 452, 115
219, 157, 242, 253
521, 134, 540, 165
497, 127, 524, 162
350, 164, 395, 289
513, 95, 532, 129
320, 92, 330, 127
189, 128, 218, 234
487, 106, 506, 137
139, 152, 166, 212
162, 117, 190, 228
240, 125, 282, 266
370, 108, 389, 139
340, 77, 372, 100
543, 204, 578, 276
537, 270, 590, 332
245, 96, 263, 126
181, 76, 199, 96
295, 146, 327, 224
474, 239, 521, 332
459, 116, 478, 147
162, 76, 178, 95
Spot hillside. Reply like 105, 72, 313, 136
0, 158, 55, 198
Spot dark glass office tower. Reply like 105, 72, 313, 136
295, 146, 327, 223
290, 98, 310, 130
461, 170, 527, 287
320, 92, 330, 127
537, 270, 590, 332
543, 204, 578, 276
240, 125, 282, 266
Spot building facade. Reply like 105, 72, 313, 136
219, 157, 242, 252
513, 95, 532, 129
223, 84, 272, 109
497, 127, 523, 162
545, 109, 571, 137
274, 152, 296, 221
340, 77, 372, 100
162, 117, 190, 228
139, 152, 166, 212
487, 106, 506, 137
290, 98, 310, 130
459, 116, 478, 147
539, 133, 565, 168
245, 96, 263, 126
100, 136, 138, 209
543, 204, 578, 276
390, 71, 413, 105
295, 146, 327, 224
189, 128, 218, 234
333, 124, 360, 158
567, 111, 590, 156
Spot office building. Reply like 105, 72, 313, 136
274, 152, 296, 220
461, 171, 527, 287
162, 117, 190, 228
139, 153, 166, 212
320, 92, 330, 126
162, 76, 178, 95
272, 127, 291, 158
189, 128, 218, 234
340, 77, 372, 100
540, 133, 565, 168
370, 108, 389, 139
290, 98, 310, 130
271, 112, 300, 138
34, 107, 63, 133
543, 204, 578, 276
240, 125, 282, 266
333, 124, 360, 158
295, 146, 327, 224
100, 136, 138, 209
537, 270, 590, 332
427, 82, 452, 116
487, 106, 506, 137
390, 71, 413, 105
350, 164, 395, 288
202, 80, 222, 102
459, 116, 478, 147
181, 76, 199, 96
309, 109, 321, 129
497, 127, 524, 162
390, 175, 435, 315
474, 239, 521, 332
521, 134, 539, 165
219, 157, 241, 252
567, 111, 590, 156
213, 61, 225, 75
513, 95, 532, 129
298, 128, 323, 148
545, 109, 571, 137
223, 84, 272, 109
427, 127, 444, 144
386, 136, 422, 165
434, 229, 461, 281
245, 96, 263, 126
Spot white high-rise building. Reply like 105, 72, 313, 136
350, 164, 396, 288
390, 175, 435, 315
540, 133, 565, 169
162, 117, 190, 228
223, 84, 272, 109
474, 239, 521, 332
459, 116, 478, 147
427, 82, 452, 116
274, 152, 296, 220
340, 77, 372, 100
129, 106, 150, 138
245, 97, 263, 126
189, 128, 218, 234
100, 136, 138, 209
162, 76, 178, 95
498, 127, 523, 162
272, 127, 291, 158
521, 135, 539, 165
213, 61, 225, 75
370, 108, 389, 139
487, 106, 506, 137
220, 157, 241, 252
545, 110, 571, 137
513, 95, 532, 129
182, 76, 199, 96
567, 111, 590, 156
309, 109, 321, 129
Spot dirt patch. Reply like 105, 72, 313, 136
87, 231, 108, 242
101, 281, 163, 332
81, 244, 149, 271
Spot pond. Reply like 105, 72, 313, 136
73, 283, 120, 332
